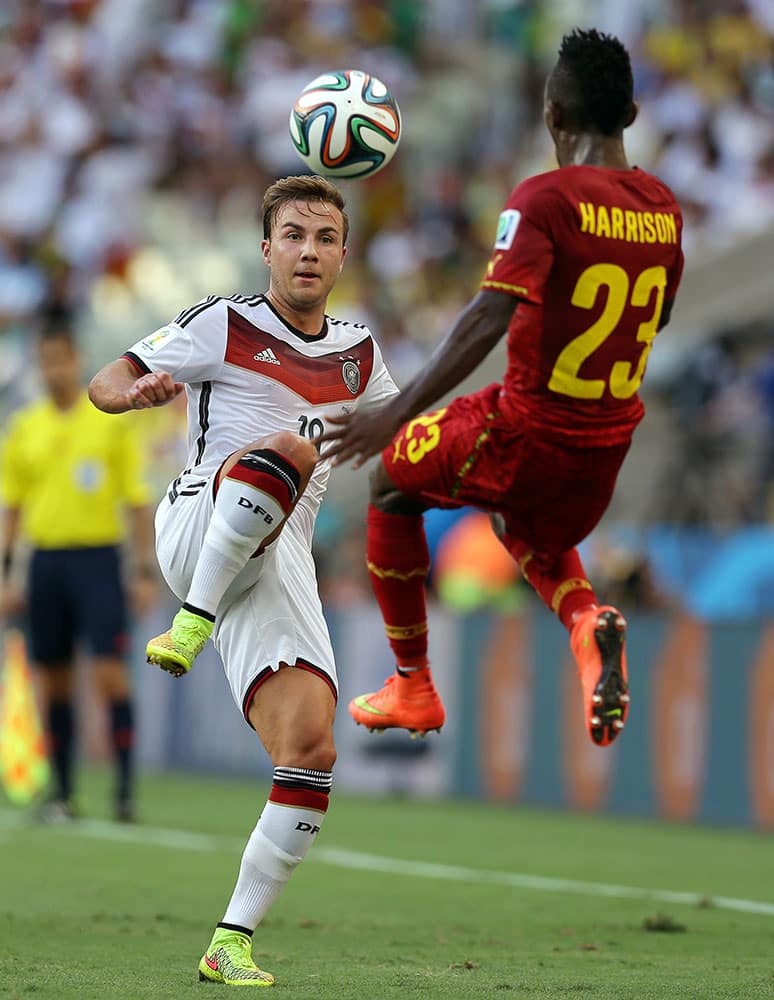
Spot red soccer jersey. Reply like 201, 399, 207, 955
480, 165, 684, 445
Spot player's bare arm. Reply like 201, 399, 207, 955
0, 506, 23, 619
319, 289, 516, 467
126, 503, 158, 616
89, 358, 184, 414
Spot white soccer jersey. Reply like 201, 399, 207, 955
124, 293, 398, 539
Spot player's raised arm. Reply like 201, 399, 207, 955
89, 358, 184, 414
319, 288, 516, 467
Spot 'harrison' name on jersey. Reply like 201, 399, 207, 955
577, 202, 678, 245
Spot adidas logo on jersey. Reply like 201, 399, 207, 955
253, 348, 281, 365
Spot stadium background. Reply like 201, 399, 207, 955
1, 0, 773, 831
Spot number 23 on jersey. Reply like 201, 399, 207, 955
392, 409, 448, 465
549, 263, 667, 400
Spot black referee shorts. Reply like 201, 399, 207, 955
27, 546, 128, 666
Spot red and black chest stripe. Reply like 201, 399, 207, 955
225, 308, 374, 404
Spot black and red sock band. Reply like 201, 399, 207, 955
270, 765, 332, 813
227, 449, 301, 512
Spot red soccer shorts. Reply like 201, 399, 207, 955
383, 383, 631, 560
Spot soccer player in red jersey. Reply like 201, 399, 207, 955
319, 28, 684, 747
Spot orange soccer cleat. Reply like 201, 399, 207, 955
570, 605, 630, 747
348, 668, 446, 738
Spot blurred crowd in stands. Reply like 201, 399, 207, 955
1, 0, 772, 616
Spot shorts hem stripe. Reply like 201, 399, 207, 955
295, 659, 338, 702
242, 659, 338, 725
241, 667, 274, 724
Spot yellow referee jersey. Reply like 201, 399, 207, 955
0, 392, 151, 549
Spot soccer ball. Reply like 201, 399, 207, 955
289, 69, 401, 179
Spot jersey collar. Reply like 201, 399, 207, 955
258, 294, 329, 342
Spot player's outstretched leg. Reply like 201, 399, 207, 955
570, 605, 629, 746
198, 927, 274, 987
348, 504, 445, 737
502, 533, 630, 746
148, 435, 316, 678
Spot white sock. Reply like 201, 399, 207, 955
221, 777, 330, 931
185, 472, 288, 616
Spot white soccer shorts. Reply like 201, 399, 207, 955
154, 472, 338, 722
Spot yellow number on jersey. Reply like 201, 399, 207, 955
404, 410, 447, 465
548, 263, 667, 400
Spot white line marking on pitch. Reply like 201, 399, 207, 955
3, 810, 774, 917
315, 847, 774, 917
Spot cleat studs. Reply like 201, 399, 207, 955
613, 719, 625, 731
590, 715, 601, 727
619, 693, 630, 704
409, 731, 417, 740
592, 693, 603, 706
615, 616, 626, 629
420, 732, 427, 739
435, 728, 442, 733
377, 729, 385, 736
368, 727, 375, 733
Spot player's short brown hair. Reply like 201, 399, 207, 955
262, 175, 349, 245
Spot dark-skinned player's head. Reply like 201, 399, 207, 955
544, 28, 636, 141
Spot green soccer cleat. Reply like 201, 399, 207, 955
198, 928, 274, 987
146, 608, 214, 678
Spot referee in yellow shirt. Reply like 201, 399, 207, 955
0, 324, 155, 822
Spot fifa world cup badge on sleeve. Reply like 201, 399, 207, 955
494, 209, 521, 250
140, 326, 179, 353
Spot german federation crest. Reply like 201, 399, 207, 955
342, 360, 361, 395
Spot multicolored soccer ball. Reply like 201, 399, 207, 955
289, 70, 401, 179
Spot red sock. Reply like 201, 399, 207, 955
503, 535, 597, 631
366, 505, 429, 668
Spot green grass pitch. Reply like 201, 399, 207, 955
1, 769, 773, 999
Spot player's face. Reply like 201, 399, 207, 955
37, 336, 80, 399
262, 200, 347, 313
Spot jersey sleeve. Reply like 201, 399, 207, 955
480, 182, 556, 304
122, 297, 227, 384
359, 336, 400, 407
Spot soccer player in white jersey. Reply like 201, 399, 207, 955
89, 174, 398, 987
